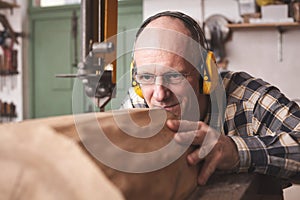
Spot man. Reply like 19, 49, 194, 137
121, 11, 300, 186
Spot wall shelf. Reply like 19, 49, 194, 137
0, 0, 20, 123
227, 22, 300, 62
227, 22, 300, 29
0, 0, 19, 10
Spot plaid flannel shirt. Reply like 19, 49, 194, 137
120, 71, 300, 182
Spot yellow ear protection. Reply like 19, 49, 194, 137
131, 11, 219, 98
202, 50, 219, 94
131, 60, 144, 98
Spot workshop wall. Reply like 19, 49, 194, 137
143, 0, 300, 102
0, 0, 27, 122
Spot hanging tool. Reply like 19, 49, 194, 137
0, 14, 19, 45
0, 14, 23, 89
205, 14, 231, 68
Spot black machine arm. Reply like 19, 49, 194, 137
56, 41, 115, 108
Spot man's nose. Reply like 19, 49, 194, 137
153, 77, 170, 101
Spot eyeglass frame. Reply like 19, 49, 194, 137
133, 67, 197, 85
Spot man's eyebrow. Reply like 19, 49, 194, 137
165, 71, 184, 74
139, 72, 154, 74
138, 69, 190, 74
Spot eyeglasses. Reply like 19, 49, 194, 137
134, 70, 195, 85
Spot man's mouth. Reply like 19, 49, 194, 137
153, 103, 180, 112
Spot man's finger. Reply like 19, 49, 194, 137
174, 130, 196, 144
186, 148, 202, 165
174, 128, 208, 146
167, 119, 200, 132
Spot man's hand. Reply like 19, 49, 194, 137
167, 119, 240, 185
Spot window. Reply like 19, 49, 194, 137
33, 0, 81, 7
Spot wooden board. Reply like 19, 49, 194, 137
0, 116, 124, 200
0, 109, 199, 200
0, 109, 284, 199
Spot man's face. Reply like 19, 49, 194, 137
133, 17, 206, 120
134, 49, 202, 119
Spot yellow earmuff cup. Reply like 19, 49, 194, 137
131, 60, 144, 99
203, 51, 218, 95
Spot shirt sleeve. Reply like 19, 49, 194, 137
222, 71, 300, 182
230, 86, 300, 182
